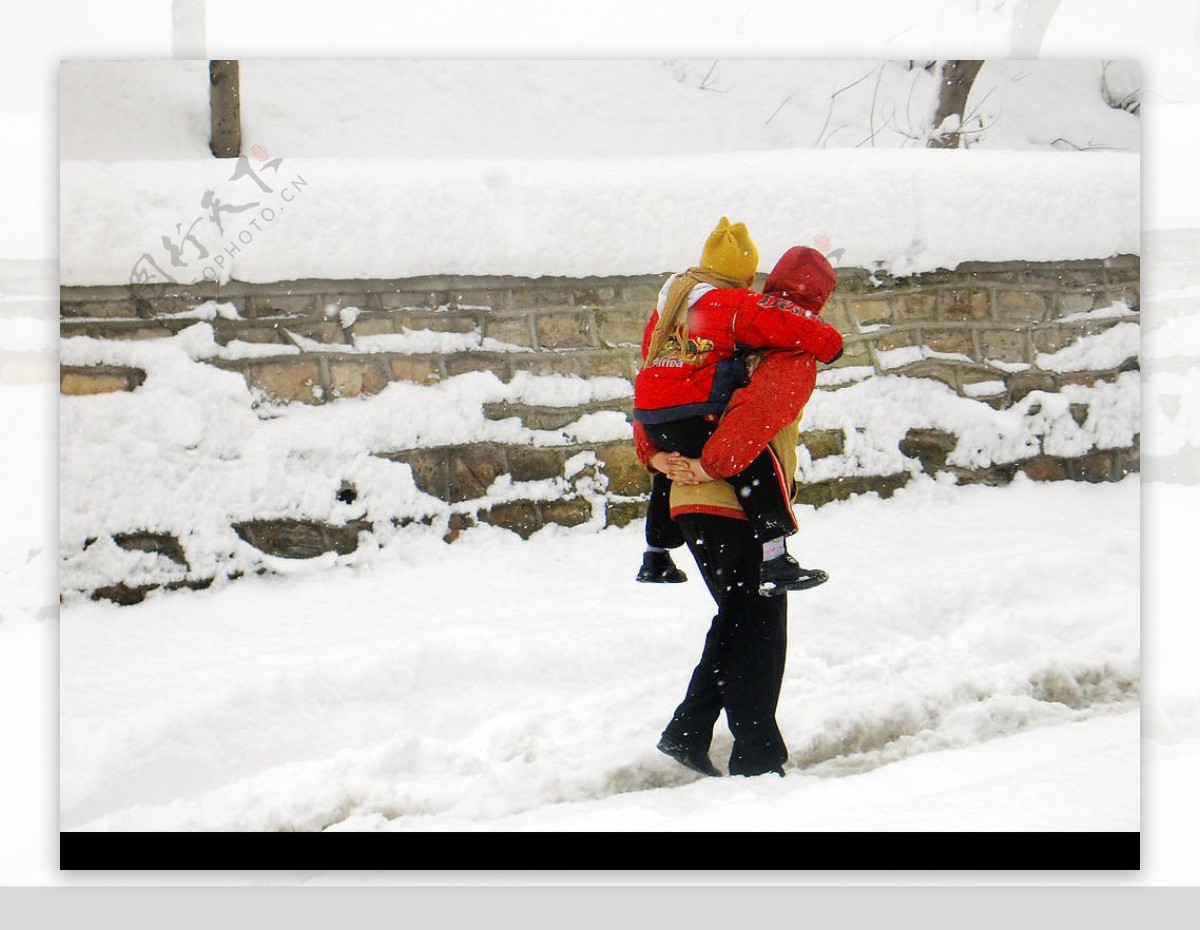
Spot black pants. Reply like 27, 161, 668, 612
643, 417, 797, 550
661, 512, 789, 776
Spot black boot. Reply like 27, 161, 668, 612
758, 554, 828, 596
657, 734, 721, 777
637, 549, 688, 584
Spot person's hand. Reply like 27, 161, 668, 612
675, 456, 714, 484
649, 451, 698, 484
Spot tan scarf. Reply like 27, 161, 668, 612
645, 266, 749, 364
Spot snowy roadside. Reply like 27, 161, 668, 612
60, 476, 1139, 832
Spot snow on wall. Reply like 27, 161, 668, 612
60, 149, 1139, 285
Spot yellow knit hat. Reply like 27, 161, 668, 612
700, 216, 759, 285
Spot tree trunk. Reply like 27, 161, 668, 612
209, 60, 241, 159
928, 60, 984, 149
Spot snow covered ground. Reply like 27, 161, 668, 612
60, 475, 1139, 833
5, 4, 1198, 882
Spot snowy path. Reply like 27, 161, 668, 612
60, 476, 1139, 832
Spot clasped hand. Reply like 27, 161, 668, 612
649, 451, 713, 485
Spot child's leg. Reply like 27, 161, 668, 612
645, 471, 685, 550
722, 446, 799, 545
697, 437, 828, 595
644, 417, 719, 461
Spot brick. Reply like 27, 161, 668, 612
112, 531, 188, 568
248, 294, 317, 317
794, 473, 909, 508
517, 352, 633, 380
1057, 372, 1114, 389
617, 283, 663, 306
59, 370, 124, 395
1056, 291, 1100, 317
106, 325, 178, 340
979, 328, 1028, 363
594, 441, 651, 495
91, 583, 154, 605
605, 499, 647, 529
875, 328, 916, 352
60, 365, 146, 395
837, 339, 871, 361
595, 308, 646, 347
443, 288, 507, 310
995, 290, 1048, 323
477, 501, 542, 539
893, 292, 937, 323
510, 283, 575, 308
1102, 285, 1140, 311
892, 360, 960, 390
483, 315, 535, 348
535, 311, 595, 349
800, 429, 844, 460
570, 285, 618, 306
1019, 455, 1070, 482
1069, 450, 1116, 483
233, 519, 368, 558
507, 446, 568, 481
849, 297, 892, 327
924, 328, 973, 355
389, 356, 441, 384
244, 359, 323, 404
899, 428, 958, 472
386, 448, 448, 498
348, 316, 397, 337
319, 293, 371, 316
213, 320, 283, 345
541, 498, 594, 527
60, 298, 138, 319
376, 290, 438, 310
822, 301, 854, 336
444, 353, 510, 378
400, 313, 478, 334
329, 360, 389, 398
1033, 325, 1084, 354
448, 445, 508, 502
283, 321, 346, 345
1116, 445, 1140, 477
941, 289, 990, 321
1007, 370, 1058, 402
951, 463, 1017, 487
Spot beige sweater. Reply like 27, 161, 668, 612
668, 418, 801, 521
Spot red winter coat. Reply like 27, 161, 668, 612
632, 277, 841, 425
633, 246, 839, 480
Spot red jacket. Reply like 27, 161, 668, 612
632, 277, 841, 426
633, 246, 838, 479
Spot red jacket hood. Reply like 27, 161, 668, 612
764, 246, 837, 313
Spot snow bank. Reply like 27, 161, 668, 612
60, 149, 1138, 285
58, 324, 634, 596
59, 319, 1139, 599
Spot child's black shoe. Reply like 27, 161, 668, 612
758, 554, 828, 596
636, 550, 688, 584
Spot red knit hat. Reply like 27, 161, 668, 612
763, 246, 837, 313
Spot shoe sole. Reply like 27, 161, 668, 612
656, 740, 722, 777
758, 573, 829, 597
637, 573, 687, 583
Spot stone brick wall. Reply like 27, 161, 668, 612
60, 257, 1139, 598
60, 257, 1139, 404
